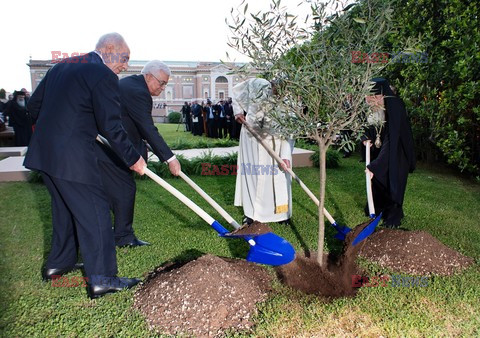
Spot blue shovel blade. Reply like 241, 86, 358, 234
332, 222, 352, 241
212, 221, 295, 266
246, 232, 296, 266
352, 212, 382, 246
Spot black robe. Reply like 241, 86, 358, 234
364, 79, 416, 226
6, 99, 33, 146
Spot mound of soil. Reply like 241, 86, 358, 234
275, 220, 371, 297
134, 223, 473, 336
134, 254, 272, 337
359, 229, 474, 276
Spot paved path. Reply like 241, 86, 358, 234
149, 146, 314, 167
0, 146, 315, 182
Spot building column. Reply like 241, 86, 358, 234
210, 76, 216, 101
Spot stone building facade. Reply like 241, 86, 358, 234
28, 59, 253, 122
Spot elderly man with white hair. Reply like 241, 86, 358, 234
95, 60, 181, 249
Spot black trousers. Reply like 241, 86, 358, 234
41, 172, 117, 277
97, 159, 137, 246
207, 119, 218, 138
218, 118, 227, 138
365, 177, 404, 226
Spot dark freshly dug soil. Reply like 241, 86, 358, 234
275, 219, 371, 298
359, 228, 474, 276
134, 254, 272, 337
224, 221, 273, 236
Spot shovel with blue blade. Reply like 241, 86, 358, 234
97, 135, 295, 266
178, 171, 295, 266
352, 140, 382, 245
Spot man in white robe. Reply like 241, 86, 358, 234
233, 78, 293, 224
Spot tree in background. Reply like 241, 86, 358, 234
382, 0, 479, 177
227, 0, 409, 265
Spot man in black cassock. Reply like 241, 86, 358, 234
363, 78, 416, 228
5, 90, 33, 146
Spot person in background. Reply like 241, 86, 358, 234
180, 101, 192, 132
191, 100, 203, 136
363, 77, 416, 228
0, 88, 7, 113
217, 100, 227, 138
224, 97, 235, 139
205, 99, 218, 138
5, 90, 33, 146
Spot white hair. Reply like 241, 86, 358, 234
141, 60, 171, 77
95, 33, 126, 49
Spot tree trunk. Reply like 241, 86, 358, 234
316, 140, 327, 266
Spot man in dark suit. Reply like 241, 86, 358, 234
96, 60, 181, 247
224, 97, 235, 139
24, 33, 146, 299
191, 101, 203, 136
217, 100, 228, 138
205, 99, 218, 138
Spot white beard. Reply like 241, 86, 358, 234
367, 108, 385, 126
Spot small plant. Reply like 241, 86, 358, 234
167, 112, 181, 124
311, 149, 340, 169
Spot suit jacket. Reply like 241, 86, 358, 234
192, 103, 202, 118
205, 105, 219, 121
96, 74, 174, 167
224, 102, 234, 122
24, 52, 139, 185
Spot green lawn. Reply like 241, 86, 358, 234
155, 123, 238, 150
0, 129, 479, 336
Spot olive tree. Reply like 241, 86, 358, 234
227, 0, 412, 265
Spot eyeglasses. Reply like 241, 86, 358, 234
151, 73, 168, 87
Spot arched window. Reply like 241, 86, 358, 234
215, 76, 228, 83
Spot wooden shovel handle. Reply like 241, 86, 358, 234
179, 171, 242, 229
96, 135, 217, 226
365, 140, 376, 216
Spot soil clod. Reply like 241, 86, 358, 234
224, 221, 273, 236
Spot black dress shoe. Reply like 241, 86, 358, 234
87, 276, 141, 299
42, 263, 84, 281
384, 223, 400, 229
117, 238, 150, 248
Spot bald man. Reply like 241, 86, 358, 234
25, 33, 146, 299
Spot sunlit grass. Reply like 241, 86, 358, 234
1, 130, 479, 335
